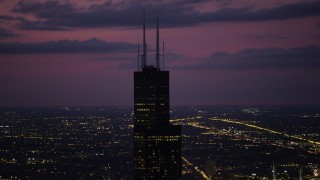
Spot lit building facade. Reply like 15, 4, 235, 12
133, 15, 181, 179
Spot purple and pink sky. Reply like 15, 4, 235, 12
1, 0, 320, 106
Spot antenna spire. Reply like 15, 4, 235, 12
137, 42, 140, 70
162, 41, 165, 70
142, 9, 147, 68
156, 17, 160, 70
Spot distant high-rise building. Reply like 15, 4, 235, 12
205, 159, 217, 179
273, 162, 277, 180
299, 166, 303, 180
133, 12, 182, 179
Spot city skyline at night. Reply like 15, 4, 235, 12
1, 1, 320, 179
1, 0, 320, 106
1, 105, 319, 179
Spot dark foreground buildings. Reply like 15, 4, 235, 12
133, 15, 182, 179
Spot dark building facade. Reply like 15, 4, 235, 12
133, 15, 181, 179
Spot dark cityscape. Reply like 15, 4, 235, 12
0, 106, 319, 179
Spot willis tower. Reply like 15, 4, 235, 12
133, 12, 182, 179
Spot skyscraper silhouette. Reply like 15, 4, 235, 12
133, 12, 182, 179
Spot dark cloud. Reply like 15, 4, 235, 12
0, 15, 14, 20
11, 0, 320, 30
247, 34, 287, 40
0, 27, 18, 38
0, 38, 136, 54
12, 1, 74, 14
176, 45, 320, 70
12, 1, 141, 30
0, 14, 26, 22
18, 19, 69, 31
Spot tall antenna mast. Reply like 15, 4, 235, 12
137, 42, 140, 70
156, 17, 160, 70
142, 9, 147, 68
162, 41, 165, 70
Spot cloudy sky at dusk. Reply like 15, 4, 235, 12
1, 0, 320, 106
